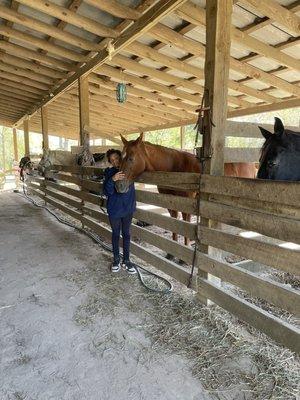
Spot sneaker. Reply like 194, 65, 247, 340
123, 261, 137, 275
111, 260, 121, 273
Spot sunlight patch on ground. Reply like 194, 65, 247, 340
239, 231, 262, 238
278, 242, 300, 250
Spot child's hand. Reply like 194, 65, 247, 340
112, 171, 126, 182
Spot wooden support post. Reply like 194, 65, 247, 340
13, 128, 18, 162
1, 128, 6, 171
198, 0, 233, 305
13, 127, 20, 189
180, 126, 185, 149
23, 118, 30, 156
41, 106, 49, 151
78, 75, 90, 146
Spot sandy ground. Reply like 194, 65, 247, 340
1, 190, 299, 400
0, 192, 211, 400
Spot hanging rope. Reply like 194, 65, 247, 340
187, 90, 214, 289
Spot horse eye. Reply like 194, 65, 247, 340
268, 160, 276, 167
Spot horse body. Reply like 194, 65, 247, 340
38, 149, 108, 175
258, 117, 300, 181
116, 133, 256, 246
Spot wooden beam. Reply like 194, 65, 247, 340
240, 0, 300, 37
78, 75, 90, 145
84, 125, 122, 145
125, 42, 278, 104
178, 2, 300, 71
13, 127, 18, 161
0, 5, 100, 51
108, 54, 252, 108
150, 24, 300, 98
23, 118, 30, 156
14, 0, 189, 127
202, 0, 232, 175
41, 106, 49, 150
0, 70, 49, 91
90, 73, 196, 115
0, 61, 55, 85
0, 26, 83, 64
0, 77, 43, 96
198, 0, 233, 305
239, 0, 300, 35
84, 0, 141, 20
198, 278, 300, 354
229, 97, 300, 117
0, 51, 66, 80
16, 0, 118, 38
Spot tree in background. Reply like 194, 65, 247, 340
0, 126, 24, 171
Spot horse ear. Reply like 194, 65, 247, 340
274, 117, 285, 137
120, 134, 128, 145
132, 132, 144, 145
258, 126, 272, 140
137, 132, 144, 144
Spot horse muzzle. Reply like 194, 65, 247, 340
115, 179, 130, 193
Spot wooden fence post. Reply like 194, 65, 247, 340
78, 75, 91, 226
13, 128, 18, 162
41, 106, 49, 151
78, 75, 90, 146
198, 0, 233, 305
12, 128, 20, 189
23, 119, 30, 156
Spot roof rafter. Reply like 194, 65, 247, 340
14, 0, 190, 127
239, 0, 300, 36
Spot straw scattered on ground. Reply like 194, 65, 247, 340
37, 199, 300, 400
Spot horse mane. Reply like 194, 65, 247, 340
143, 141, 197, 159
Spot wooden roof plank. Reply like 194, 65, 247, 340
16, 0, 118, 38
84, 0, 141, 20
240, 0, 300, 36
13, 0, 190, 127
0, 4, 100, 51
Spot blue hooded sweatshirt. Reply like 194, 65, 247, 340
103, 167, 136, 219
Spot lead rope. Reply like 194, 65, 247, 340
187, 90, 214, 289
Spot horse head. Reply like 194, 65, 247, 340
19, 156, 34, 180
257, 117, 300, 181
115, 132, 146, 193
38, 149, 51, 176
76, 135, 95, 167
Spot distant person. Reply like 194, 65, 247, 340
103, 149, 136, 274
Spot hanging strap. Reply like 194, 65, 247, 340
187, 90, 214, 289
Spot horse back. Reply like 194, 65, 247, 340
224, 162, 257, 178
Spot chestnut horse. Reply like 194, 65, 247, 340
115, 133, 256, 246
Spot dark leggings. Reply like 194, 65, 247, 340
109, 214, 133, 262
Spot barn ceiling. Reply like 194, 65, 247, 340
0, 0, 299, 140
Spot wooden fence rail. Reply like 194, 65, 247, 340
26, 167, 300, 354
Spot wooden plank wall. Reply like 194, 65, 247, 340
26, 167, 300, 354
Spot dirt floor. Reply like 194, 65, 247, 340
0, 191, 299, 400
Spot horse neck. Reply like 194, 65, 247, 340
142, 143, 177, 171
142, 142, 200, 173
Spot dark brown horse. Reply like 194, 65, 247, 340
115, 133, 257, 246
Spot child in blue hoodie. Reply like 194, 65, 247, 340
103, 149, 136, 274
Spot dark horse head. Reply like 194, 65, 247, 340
115, 132, 145, 193
257, 117, 300, 181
